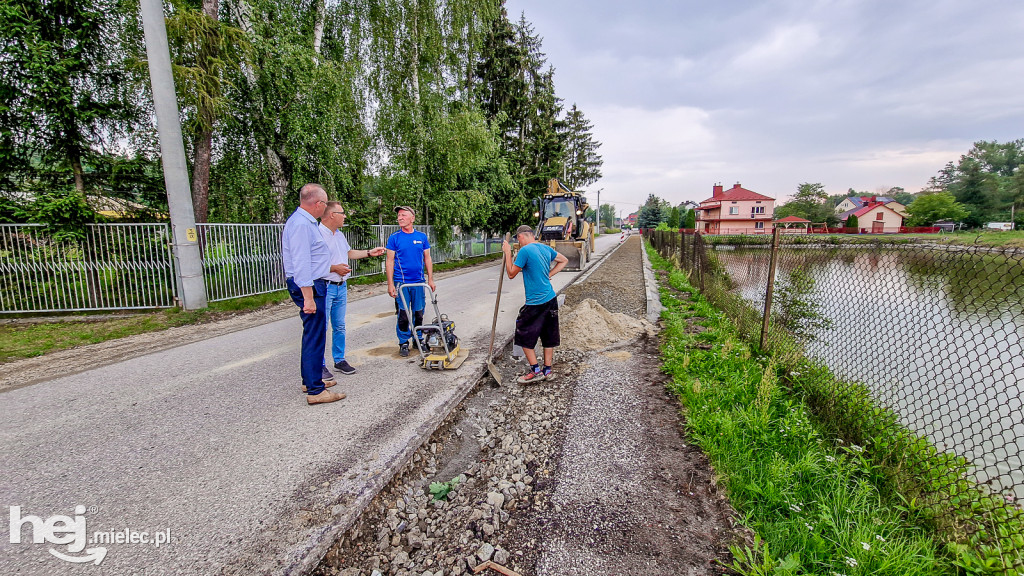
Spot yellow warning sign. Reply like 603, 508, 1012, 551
186, 228, 197, 242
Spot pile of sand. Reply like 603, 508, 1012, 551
558, 298, 654, 351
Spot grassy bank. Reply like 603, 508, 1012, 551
648, 243, 1003, 575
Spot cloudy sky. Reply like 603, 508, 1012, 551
504, 0, 1024, 213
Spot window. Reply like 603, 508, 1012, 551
755, 221, 764, 229
751, 206, 765, 215
876, 212, 884, 220
729, 207, 739, 215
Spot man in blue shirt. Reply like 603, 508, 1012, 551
282, 183, 344, 405
501, 225, 569, 383
385, 206, 436, 357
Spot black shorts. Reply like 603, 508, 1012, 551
514, 297, 560, 349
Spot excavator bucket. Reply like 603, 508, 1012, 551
554, 240, 587, 271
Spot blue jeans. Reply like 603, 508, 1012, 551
286, 277, 327, 395
394, 284, 425, 345
324, 281, 347, 363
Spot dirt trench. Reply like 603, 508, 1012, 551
316, 237, 740, 576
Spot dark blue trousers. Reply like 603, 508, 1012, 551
287, 277, 327, 395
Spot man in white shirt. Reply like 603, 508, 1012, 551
282, 184, 343, 405
319, 201, 385, 375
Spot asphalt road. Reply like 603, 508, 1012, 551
0, 233, 621, 575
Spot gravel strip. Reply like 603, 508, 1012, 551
316, 237, 740, 576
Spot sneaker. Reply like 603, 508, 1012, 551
542, 367, 555, 381
517, 369, 545, 384
399, 342, 410, 357
334, 360, 357, 375
307, 390, 346, 405
321, 366, 336, 383
302, 380, 337, 393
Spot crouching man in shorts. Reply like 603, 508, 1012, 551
501, 225, 569, 383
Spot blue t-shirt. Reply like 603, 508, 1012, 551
386, 229, 430, 284
514, 242, 558, 305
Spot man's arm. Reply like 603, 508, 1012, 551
501, 239, 521, 279
286, 224, 316, 313
424, 249, 435, 292
549, 252, 569, 278
386, 250, 397, 298
349, 247, 385, 260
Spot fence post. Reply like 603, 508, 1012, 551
760, 226, 782, 350
691, 232, 698, 275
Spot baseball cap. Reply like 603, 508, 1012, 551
515, 225, 534, 235
395, 205, 415, 216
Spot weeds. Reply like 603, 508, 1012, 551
428, 477, 460, 501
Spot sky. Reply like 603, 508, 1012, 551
503, 0, 1024, 214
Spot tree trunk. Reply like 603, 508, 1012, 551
267, 145, 289, 222
190, 0, 219, 224
229, 0, 291, 222
72, 155, 85, 195
191, 129, 212, 223
312, 0, 325, 57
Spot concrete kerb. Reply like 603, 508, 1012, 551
641, 238, 664, 324
284, 241, 622, 575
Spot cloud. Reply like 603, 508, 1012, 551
506, 0, 1024, 208
729, 23, 823, 73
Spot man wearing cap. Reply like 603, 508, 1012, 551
385, 206, 436, 357
282, 183, 344, 405
501, 225, 569, 383
319, 201, 386, 375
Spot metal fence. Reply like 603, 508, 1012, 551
645, 228, 1024, 569
1, 223, 504, 312
0, 223, 177, 312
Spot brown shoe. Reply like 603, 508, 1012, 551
302, 380, 337, 393
307, 390, 346, 405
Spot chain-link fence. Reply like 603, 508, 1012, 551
1, 223, 505, 312
645, 228, 1024, 570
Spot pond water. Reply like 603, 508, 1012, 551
714, 245, 1024, 500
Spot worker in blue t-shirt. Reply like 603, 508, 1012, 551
385, 206, 436, 357
501, 224, 569, 383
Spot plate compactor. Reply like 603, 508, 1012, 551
398, 282, 469, 370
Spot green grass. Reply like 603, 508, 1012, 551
0, 291, 289, 363
904, 229, 1024, 248
649, 244, 962, 575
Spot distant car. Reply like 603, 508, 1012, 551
986, 222, 1014, 231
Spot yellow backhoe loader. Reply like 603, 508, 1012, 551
527, 178, 594, 271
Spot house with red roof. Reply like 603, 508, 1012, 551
696, 182, 775, 234
835, 195, 908, 218
838, 200, 904, 233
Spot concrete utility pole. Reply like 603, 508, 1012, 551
140, 0, 208, 309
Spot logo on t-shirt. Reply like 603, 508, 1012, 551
413, 240, 422, 245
